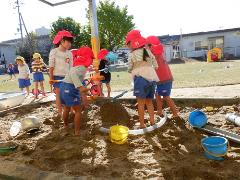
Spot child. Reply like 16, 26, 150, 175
49, 30, 74, 117
146, 36, 178, 118
7, 63, 16, 80
98, 49, 111, 97
32, 53, 47, 99
15, 56, 31, 95
126, 30, 159, 128
60, 47, 94, 136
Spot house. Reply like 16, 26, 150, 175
159, 27, 240, 61
0, 43, 17, 65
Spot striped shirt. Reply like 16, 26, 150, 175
32, 61, 46, 73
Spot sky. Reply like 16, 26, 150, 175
0, 0, 240, 42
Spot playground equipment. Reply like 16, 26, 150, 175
207, 48, 222, 62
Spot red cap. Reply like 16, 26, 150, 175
73, 46, 94, 68
151, 44, 164, 55
125, 30, 141, 44
130, 36, 146, 49
146, 36, 161, 45
98, 49, 109, 60
53, 30, 74, 45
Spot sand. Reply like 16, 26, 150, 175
0, 102, 240, 179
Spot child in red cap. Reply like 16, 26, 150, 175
146, 36, 178, 118
49, 30, 74, 117
126, 30, 159, 128
60, 46, 94, 136
98, 49, 111, 97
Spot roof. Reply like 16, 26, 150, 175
182, 27, 240, 37
1, 35, 50, 44
158, 27, 240, 45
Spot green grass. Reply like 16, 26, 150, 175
1, 60, 240, 92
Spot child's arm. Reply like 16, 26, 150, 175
48, 50, 56, 82
128, 53, 133, 73
147, 49, 158, 69
25, 65, 30, 79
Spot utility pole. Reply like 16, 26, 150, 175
16, 0, 23, 43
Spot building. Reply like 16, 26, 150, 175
1, 35, 52, 63
35, 27, 51, 36
0, 43, 17, 65
159, 27, 240, 61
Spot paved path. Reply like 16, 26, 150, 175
110, 84, 240, 99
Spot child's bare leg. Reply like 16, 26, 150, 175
106, 83, 111, 97
99, 83, 104, 96
156, 94, 163, 116
72, 105, 81, 136
63, 106, 71, 128
40, 81, 46, 95
137, 98, 146, 128
146, 99, 155, 125
34, 82, 39, 98
164, 96, 178, 117
55, 88, 62, 116
26, 86, 30, 95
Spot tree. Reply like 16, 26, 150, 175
50, 17, 91, 48
17, 32, 37, 64
96, 0, 135, 50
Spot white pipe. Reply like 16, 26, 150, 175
99, 113, 167, 135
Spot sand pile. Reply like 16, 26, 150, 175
0, 102, 240, 179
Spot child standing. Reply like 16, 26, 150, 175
15, 56, 31, 95
126, 30, 159, 128
49, 30, 73, 117
146, 36, 178, 118
60, 47, 94, 136
32, 53, 47, 99
98, 49, 111, 97
7, 63, 16, 80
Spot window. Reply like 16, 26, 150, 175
208, 36, 224, 49
195, 41, 208, 51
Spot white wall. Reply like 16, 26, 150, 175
0, 44, 16, 64
181, 30, 240, 58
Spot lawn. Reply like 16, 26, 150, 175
0, 60, 240, 92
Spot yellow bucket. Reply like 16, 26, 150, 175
109, 125, 129, 145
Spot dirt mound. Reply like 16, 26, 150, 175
1, 102, 240, 179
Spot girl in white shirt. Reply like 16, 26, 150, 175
49, 30, 74, 117
16, 56, 31, 95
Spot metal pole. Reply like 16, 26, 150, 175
16, 0, 23, 43
88, 0, 100, 69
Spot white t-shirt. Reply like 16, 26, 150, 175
18, 64, 30, 79
49, 48, 73, 77
63, 66, 86, 88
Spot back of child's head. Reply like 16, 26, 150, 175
98, 49, 109, 60
146, 36, 164, 56
73, 46, 94, 68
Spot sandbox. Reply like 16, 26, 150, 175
0, 100, 240, 179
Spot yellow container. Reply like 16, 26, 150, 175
109, 125, 129, 145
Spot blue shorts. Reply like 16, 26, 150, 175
53, 76, 64, 89
156, 81, 173, 96
18, 79, 31, 89
133, 76, 155, 99
33, 72, 44, 82
60, 82, 81, 106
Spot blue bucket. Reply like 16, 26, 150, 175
201, 136, 229, 161
188, 110, 207, 128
